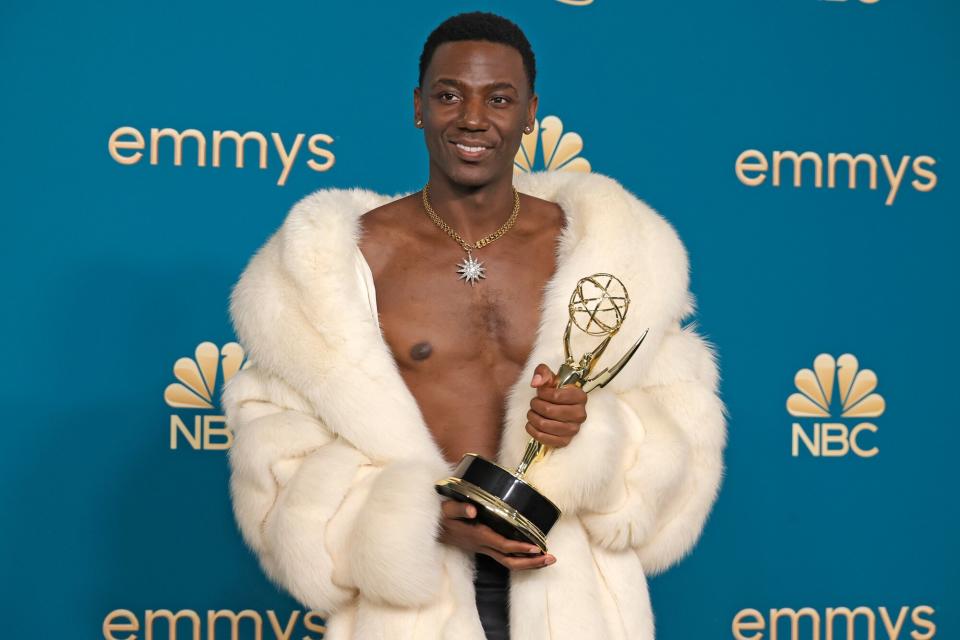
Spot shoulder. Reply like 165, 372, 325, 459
358, 192, 418, 230
587, 174, 693, 323
519, 173, 697, 392
517, 171, 691, 304
250, 185, 400, 279
277, 186, 395, 255
511, 192, 566, 241
229, 185, 397, 351
356, 193, 422, 277
516, 171, 686, 256
570, 172, 687, 269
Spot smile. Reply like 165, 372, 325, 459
451, 141, 494, 160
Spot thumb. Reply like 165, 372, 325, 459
530, 363, 556, 388
442, 499, 477, 520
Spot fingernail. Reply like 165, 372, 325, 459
466, 506, 476, 518
528, 546, 541, 554
544, 556, 556, 565
531, 374, 543, 387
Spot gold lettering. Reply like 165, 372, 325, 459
212, 130, 268, 169
732, 608, 766, 640
770, 607, 821, 640
825, 606, 875, 640
203, 415, 233, 450
103, 609, 140, 640
735, 149, 768, 187
110, 124, 342, 184
911, 605, 936, 640
265, 610, 299, 640
737, 148, 940, 205
792, 423, 819, 457
880, 154, 911, 206
108, 127, 145, 165
307, 133, 336, 172
150, 128, 207, 167
911, 156, 938, 193
879, 606, 909, 639
827, 153, 878, 190
271, 132, 305, 186
850, 423, 879, 457
822, 423, 850, 457
144, 609, 200, 640
170, 415, 202, 450
207, 609, 262, 640
303, 611, 327, 637
772, 150, 823, 188
731, 604, 936, 640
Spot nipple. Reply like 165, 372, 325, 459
410, 341, 433, 361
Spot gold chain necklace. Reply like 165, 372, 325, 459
421, 182, 521, 285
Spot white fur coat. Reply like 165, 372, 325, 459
222, 171, 727, 640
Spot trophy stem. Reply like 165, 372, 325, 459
516, 438, 545, 477
515, 361, 581, 478
513, 329, 648, 478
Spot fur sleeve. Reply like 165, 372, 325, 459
579, 323, 727, 575
222, 366, 447, 615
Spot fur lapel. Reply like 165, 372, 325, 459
228, 171, 692, 477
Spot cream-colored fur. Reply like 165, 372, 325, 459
222, 170, 727, 639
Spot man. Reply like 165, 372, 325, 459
223, 11, 726, 640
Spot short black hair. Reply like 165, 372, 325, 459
419, 11, 536, 94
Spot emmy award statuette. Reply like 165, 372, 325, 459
435, 273, 649, 552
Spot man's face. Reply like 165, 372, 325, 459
415, 40, 537, 188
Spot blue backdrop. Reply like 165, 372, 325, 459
2, 0, 956, 638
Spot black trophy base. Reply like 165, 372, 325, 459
435, 453, 561, 552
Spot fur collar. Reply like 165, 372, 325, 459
228, 171, 693, 476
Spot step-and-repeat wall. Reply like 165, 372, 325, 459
3, 1, 956, 638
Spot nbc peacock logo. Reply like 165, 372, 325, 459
514, 115, 591, 173
787, 353, 885, 458
164, 341, 249, 451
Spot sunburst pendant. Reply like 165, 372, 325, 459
457, 252, 486, 285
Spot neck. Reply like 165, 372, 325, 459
424, 168, 517, 242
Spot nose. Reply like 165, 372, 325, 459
457, 94, 489, 131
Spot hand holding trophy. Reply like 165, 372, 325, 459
436, 273, 649, 552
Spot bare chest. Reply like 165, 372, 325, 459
375, 247, 552, 373
357, 195, 564, 462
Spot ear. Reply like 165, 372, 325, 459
413, 86, 422, 124
526, 92, 539, 132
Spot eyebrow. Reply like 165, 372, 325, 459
433, 78, 519, 93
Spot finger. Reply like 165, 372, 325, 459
526, 421, 570, 448
536, 384, 589, 405
440, 518, 479, 543
473, 526, 544, 556
441, 499, 477, 520
481, 547, 557, 571
530, 398, 587, 424
530, 363, 556, 388
527, 409, 580, 438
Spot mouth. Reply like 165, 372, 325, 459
450, 140, 494, 161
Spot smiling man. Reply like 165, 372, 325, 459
223, 11, 727, 640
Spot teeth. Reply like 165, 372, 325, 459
456, 143, 485, 152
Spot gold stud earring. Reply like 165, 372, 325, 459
524, 125, 532, 134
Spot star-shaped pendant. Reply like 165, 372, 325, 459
457, 253, 486, 285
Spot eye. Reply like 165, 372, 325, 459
490, 96, 511, 106
438, 92, 460, 104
